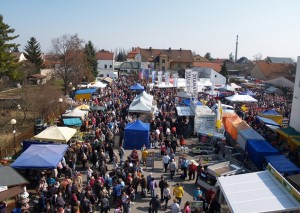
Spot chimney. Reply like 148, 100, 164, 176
149, 47, 152, 50
235, 35, 238, 62
132, 47, 134, 51
180, 48, 182, 51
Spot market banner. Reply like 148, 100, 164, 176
158, 71, 163, 85
138, 69, 144, 80
165, 72, 170, 85
192, 71, 198, 97
144, 69, 150, 82
185, 69, 192, 95
152, 70, 156, 83
173, 73, 178, 87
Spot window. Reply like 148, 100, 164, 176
104, 64, 107, 69
162, 59, 165, 63
107, 74, 109, 77
109, 65, 112, 68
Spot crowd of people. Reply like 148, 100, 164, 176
13, 74, 294, 213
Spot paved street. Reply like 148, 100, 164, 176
82, 138, 198, 212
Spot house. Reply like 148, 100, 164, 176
192, 67, 226, 86
265, 76, 295, 88
96, 50, 115, 78
225, 60, 254, 78
193, 62, 222, 72
127, 47, 193, 73
265, 57, 295, 64
250, 61, 295, 81
11, 52, 26, 62
193, 55, 209, 62
290, 56, 300, 132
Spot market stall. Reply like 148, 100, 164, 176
33, 126, 77, 143
259, 109, 283, 125
124, 120, 150, 150
217, 164, 300, 213
236, 128, 265, 150
74, 88, 97, 101
276, 126, 300, 151
265, 155, 300, 175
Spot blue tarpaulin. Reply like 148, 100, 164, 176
63, 118, 82, 127
130, 83, 144, 91
11, 144, 68, 169
260, 109, 280, 115
124, 120, 150, 150
265, 155, 300, 175
240, 90, 256, 96
245, 140, 279, 170
22, 140, 54, 151
182, 98, 202, 106
74, 89, 97, 95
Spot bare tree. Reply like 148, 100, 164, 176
49, 34, 91, 94
253, 52, 263, 61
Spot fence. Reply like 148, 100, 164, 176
0, 126, 34, 160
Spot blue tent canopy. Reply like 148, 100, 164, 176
124, 120, 150, 150
63, 118, 82, 127
22, 140, 54, 151
11, 144, 68, 169
240, 90, 256, 96
265, 155, 300, 175
260, 109, 280, 115
130, 83, 144, 91
182, 98, 202, 106
74, 89, 97, 95
257, 116, 280, 127
245, 140, 279, 170
238, 128, 265, 141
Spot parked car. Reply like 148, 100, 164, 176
192, 145, 215, 155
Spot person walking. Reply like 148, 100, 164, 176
162, 153, 170, 172
188, 161, 197, 180
183, 201, 191, 213
158, 176, 167, 201
170, 198, 180, 213
173, 183, 184, 206
149, 177, 157, 198
169, 159, 177, 180
149, 194, 161, 213
193, 186, 203, 201
163, 183, 171, 211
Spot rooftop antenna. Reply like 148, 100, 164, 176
235, 35, 238, 62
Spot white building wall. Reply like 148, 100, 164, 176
192, 67, 226, 86
97, 59, 114, 70
290, 56, 300, 131
97, 69, 115, 78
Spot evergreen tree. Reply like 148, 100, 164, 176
84, 41, 98, 77
204, 52, 212, 61
220, 62, 229, 84
24, 37, 44, 70
0, 15, 22, 80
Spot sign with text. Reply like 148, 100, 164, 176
192, 71, 198, 97
146, 152, 155, 169
185, 69, 193, 95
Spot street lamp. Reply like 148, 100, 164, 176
58, 98, 63, 115
10, 119, 17, 158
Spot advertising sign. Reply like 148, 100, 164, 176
185, 69, 193, 95
158, 71, 163, 85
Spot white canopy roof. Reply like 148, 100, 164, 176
230, 82, 242, 89
135, 91, 153, 104
62, 108, 88, 118
128, 98, 152, 113
154, 82, 175, 88
88, 81, 107, 88
33, 126, 77, 143
225, 94, 258, 102
218, 170, 300, 213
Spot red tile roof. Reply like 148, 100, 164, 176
138, 48, 193, 63
193, 62, 222, 72
256, 61, 295, 78
96, 50, 114, 60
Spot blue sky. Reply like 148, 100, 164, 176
1, 0, 300, 60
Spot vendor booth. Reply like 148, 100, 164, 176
217, 164, 300, 213
11, 144, 69, 169
129, 83, 144, 91
33, 126, 77, 143
62, 108, 88, 118
74, 88, 97, 101
182, 98, 202, 106
88, 81, 107, 88
259, 109, 283, 125
245, 140, 279, 170
193, 105, 216, 134
230, 120, 250, 141
63, 118, 82, 127
128, 98, 152, 113
75, 104, 90, 111
276, 126, 300, 151
236, 128, 265, 150
124, 120, 150, 150
265, 155, 300, 175
239, 89, 256, 96
256, 116, 281, 130
225, 94, 258, 102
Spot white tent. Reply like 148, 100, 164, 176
88, 81, 107, 88
230, 82, 241, 89
135, 91, 153, 104
154, 82, 174, 88
225, 94, 258, 102
219, 84, 235, 92
62, 108, 88, 118
128, 98, 152, 113
33, 126, 77, 143
218, 168, 300, 213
